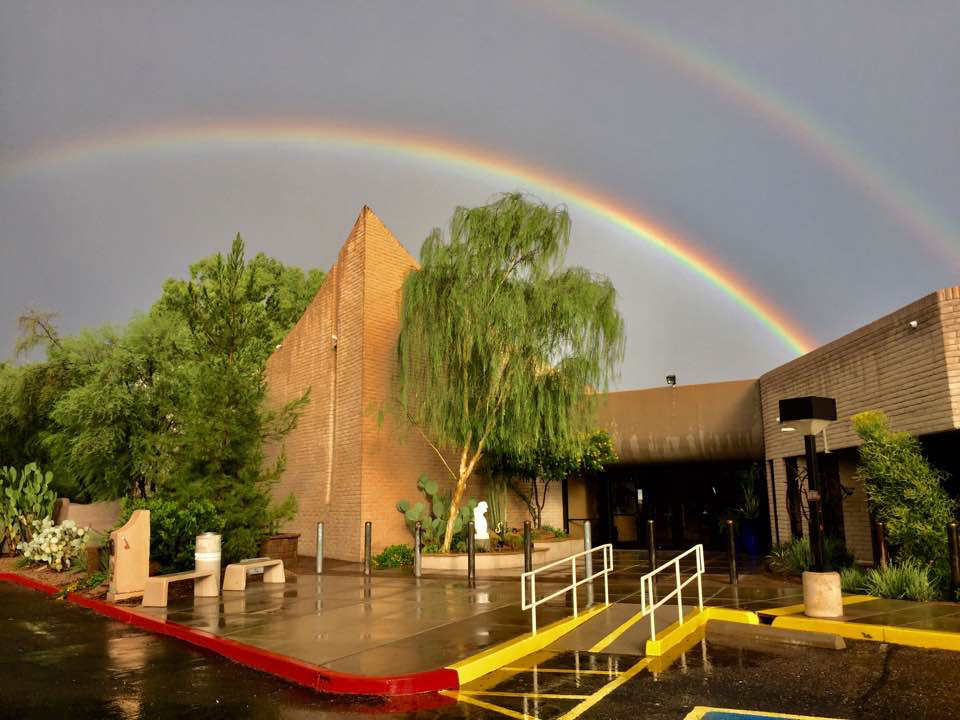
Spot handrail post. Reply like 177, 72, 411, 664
696, 545, 704, 611
571, 556, 578, 617
675, 561, 683, 625
583, 520, 594, 608
603, 546, 610, 605
531, 574, 537, 635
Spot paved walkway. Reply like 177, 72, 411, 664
135, 550, 805, 677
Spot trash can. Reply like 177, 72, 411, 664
195, 532, 222, 597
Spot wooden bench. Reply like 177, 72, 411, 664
142, 569, 217, 607
223, 558, 285, 592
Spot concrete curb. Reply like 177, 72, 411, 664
0, 572, 459, 697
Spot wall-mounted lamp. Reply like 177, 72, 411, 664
666, 374, 676, 386
908, 320, 918, 329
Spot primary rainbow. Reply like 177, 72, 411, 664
543, 1, 959, 265
0, 121, 816, 354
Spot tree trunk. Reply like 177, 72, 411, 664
441, 438, 485, 552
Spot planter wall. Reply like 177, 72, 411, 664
260, 533, 300, 566
419, 537, 582, 573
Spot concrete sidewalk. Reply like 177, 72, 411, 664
135, 551, 806, 677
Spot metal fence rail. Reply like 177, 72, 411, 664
640, 543, 704, 644
520, 543, 613, 635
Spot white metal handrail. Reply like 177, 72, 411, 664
521, 543, 613, 635
640, 544, 704, 644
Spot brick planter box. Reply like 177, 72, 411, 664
260, 533, 300, 566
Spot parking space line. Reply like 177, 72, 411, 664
460, 690, 589, 700
501, 666, 618, 676
442, 690, 534, 720
554, 657, 653, 720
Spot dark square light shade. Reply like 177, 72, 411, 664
778, 396, 837, 435
778, 396, 837, 423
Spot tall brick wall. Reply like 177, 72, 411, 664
265, 207, 559, 561
263, 220, 366, 560
759, 287, 960, 561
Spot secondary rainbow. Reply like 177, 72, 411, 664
0, 121, 815, 354
542, 0, 958, 265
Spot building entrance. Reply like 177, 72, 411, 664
585, 462, 769, 552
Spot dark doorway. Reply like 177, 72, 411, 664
593, 462, 766, 552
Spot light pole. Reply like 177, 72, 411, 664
779, 396, 841, 617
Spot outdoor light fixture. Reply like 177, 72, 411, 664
666, 374, 676, 386
779, 395, 841, 617
908, 320, 919, 329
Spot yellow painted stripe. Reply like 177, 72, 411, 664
757, 594, 877, 617
773, 615, 960, 651
448, 603, 609, 685
646, 607, 759, 656
684, 706, 845, 719
461, 690, 589, 700
554, 658, 653, 720
501, 666, 619, 676
441, 690, 533, 720
589, 606, 648, 652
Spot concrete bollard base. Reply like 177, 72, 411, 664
802, 570, 843, 618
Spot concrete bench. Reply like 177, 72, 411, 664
142, 569, 217, 607
223, 558, 285, 592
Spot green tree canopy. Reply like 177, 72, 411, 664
487, 429, 618, 528
853, 409, 955, 564
395, 194, 624, 550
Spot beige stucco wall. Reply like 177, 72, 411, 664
761, 287, 960, 559
598, 379, 763, 464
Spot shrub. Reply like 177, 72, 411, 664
1, 462, 57, 552
540, 524, 568, 539
767, 537, 853, 575
120, 497, 224, 571
18, 518, 87, 571
863, 560, 939, 602
853, 410, 955, 565
840, 565, 869, 593
372, 544, 414, 569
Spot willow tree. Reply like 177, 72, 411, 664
395, 194, 624, 551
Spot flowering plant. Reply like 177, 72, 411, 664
18, 518, 88, 571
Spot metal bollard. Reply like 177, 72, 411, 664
523, 521, 533, 573
873, 520, 889, 570
726, 519, 738, 585
195, 532, 221, 597
467, 521, 476, 584
315, 522, 324, 575
364, 521, 372, 576
647, 519, 656, 570
948, 522, 960, 596
414, 521, 422, 578
584, 520, 594, 608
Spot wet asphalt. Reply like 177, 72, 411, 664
5, 582, 960, 719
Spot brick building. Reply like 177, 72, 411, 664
265, 206, 959, 562
264, 207, 560, 562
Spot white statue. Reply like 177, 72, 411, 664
473, 501, 489, 540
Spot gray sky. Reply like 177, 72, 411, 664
1, 1, 958, 390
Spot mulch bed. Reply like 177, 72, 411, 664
0, 555, 108, 598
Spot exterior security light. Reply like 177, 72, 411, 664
778, 396, 837, 436
666, 374, 676, 386
908, 320, 918, 329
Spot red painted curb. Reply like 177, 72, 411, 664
0, 572, 460, 698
